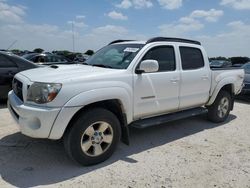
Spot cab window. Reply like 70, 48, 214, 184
141, 46, 176, 72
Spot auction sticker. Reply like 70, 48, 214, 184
124, 48, 139, 53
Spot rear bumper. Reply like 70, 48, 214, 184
8, 91, 61, 138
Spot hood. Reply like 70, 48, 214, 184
19, 64, 121, 83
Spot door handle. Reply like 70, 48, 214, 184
201, 75, 209, 80
170, 78, 180, 83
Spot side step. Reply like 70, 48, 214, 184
131, 107, 208, 129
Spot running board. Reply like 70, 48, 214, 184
131, 107, 208, 129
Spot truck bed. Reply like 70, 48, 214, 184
210, 68, 244, 97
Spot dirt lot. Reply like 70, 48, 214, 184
0, 100, 250, 188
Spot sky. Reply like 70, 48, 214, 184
0, 0, 250, 57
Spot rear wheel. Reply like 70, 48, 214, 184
64, 108, 121, 166
207, 90, 232, 123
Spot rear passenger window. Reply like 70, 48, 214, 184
142, 46, 176, 72
180, 47, 204, 70
0, 55, 17, 68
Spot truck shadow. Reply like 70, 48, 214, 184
0, 114, 236, 187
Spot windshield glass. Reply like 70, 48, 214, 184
85, 44, 144, 69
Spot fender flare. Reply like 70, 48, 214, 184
49, 87, 132, 140
207, 77, 235, 106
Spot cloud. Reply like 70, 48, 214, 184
159, 9, 223, 37
67, 15, 87, 28
0, 1, 26, 23
92, 25, 128, 35
196, 21, 250, 57
67, 20, 87, 28
159, 17, 204, 37
158, 0, 183, 10
76, 15, 85, 20
190, 9, 224, 22
220, 0, 250, 10
116, 0, 153, 9
116, 0, 132, 9
107, 11, 128, 20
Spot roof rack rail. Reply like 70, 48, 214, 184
108, 40, 135, 45
146, 37, 201, 45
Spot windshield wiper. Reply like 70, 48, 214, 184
92, 64, 113, 68
82, 62, 90, 65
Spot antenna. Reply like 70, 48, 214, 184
7, 40, 18, 50
72, 22, 75, 53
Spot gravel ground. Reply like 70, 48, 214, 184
0, 100, 250, 188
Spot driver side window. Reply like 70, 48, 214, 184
142, 46, 176, 72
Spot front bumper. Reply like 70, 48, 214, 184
8, 91, 61, 138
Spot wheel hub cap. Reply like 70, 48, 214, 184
92, 131, 103, 144
80, 121, 114, 157
217, 97, 229, 118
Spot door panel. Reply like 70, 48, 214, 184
133, 45, 180, 119
179, 68, 210, 108
133, 72, 180, 119
179, 46, 211, 109
0, 55, 19, 98
0, 67, 19, 97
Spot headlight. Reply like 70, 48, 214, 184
27, 82, 62, 104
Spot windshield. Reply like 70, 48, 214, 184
85, 43, 144, 69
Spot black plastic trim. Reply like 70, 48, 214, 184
146, 37, 201, 45
108, 40, 135, 45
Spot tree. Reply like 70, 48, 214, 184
84, 50, 94, 56
11, 49, 22, 55
209, 56, 228, 61
229, 57, 250, 65
33, 48, 44, 53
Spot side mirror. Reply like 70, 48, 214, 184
136, 60, 159, 74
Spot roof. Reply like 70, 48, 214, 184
109, 37, 201, 46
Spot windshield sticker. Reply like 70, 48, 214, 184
124, 48, 139, 53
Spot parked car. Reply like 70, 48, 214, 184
0, 51, 37, 99
8, 37, 244, 166
241, 62, 250, 94
210, 60, 232, 68
74, 54, 90, 62
22, 53, 39, 60
23, 53, 72, 65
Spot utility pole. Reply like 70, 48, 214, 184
72, 22, 75, 53
7, 40, 17, 50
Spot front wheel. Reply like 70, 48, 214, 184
207, 90, 232, 123
64, 108, 121, 166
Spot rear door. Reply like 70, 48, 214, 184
133, 45, 180, 119
178, 46, 211, 109
0, 55, 19, 98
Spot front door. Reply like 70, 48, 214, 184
133, 45, 180, 119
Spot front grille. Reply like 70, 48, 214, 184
13, 78, 23, 102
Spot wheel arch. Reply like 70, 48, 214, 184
207, 82, 234, 107
64, 99, 130, 145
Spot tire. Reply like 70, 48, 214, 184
64, 108, 121, 166
207, 90, 232, 123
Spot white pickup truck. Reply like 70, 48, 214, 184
8, 37, 244, 166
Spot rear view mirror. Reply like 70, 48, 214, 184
136, 60, 159, 74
